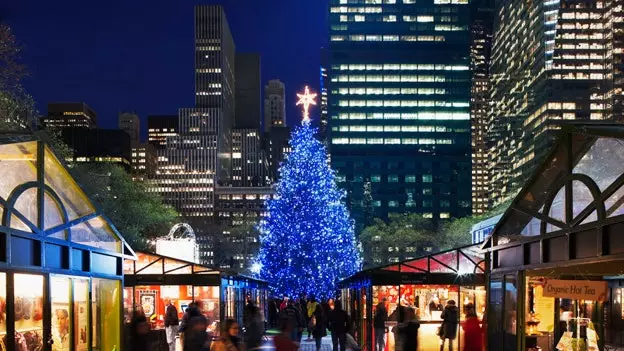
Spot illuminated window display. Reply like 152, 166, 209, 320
340, 245, 485, 351
124, 251, 268, 347
0, 137, 134, 351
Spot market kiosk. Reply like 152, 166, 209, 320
483, 123, 624, 351
339, 245, 486, 351
123, 251, 268, 349
0, 135, 136, 351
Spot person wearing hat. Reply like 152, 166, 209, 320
439, 300, 459, 351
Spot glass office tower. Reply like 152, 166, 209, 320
328, 0, 473, 224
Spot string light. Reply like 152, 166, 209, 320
257, 87, 360, 298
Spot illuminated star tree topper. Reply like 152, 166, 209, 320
296, 86, 317, 123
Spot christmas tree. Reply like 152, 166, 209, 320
257, 87, 360, 299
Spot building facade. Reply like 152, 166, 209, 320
147, 115, 178, 149
61, 128, 132, 170
328, 0, 473, 223
118, 112, 140, 144
469, 0, 494, 214
235, 53, 262, 130
131, 142, 157, 181
232, 129, 269, 187
320, 48, 330, 149
44, 102, 96, 129
487, 0, 624, 205
264, 79, 287, 133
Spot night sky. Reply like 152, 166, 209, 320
2, 0, 328, 139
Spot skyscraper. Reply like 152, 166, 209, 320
487, 0, 624, 205
320, 48, 330, 148
328, 0, 473, 222
118, 112, 140, 143
469, 0, 494, 215
147, 115, 178, 149
264, 79, 286, 133
235, 53, 262, 129
44, 102, 96, 129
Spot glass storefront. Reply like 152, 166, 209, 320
340, 245, 485, 351
14, 273, 44, 351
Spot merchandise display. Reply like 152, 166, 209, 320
13, 274, 43, 351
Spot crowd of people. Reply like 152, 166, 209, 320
128, 294, 484, 351
374, 298, 483, 351
268, 295, 360, 351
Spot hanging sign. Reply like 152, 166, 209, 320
542, 279, 608, 301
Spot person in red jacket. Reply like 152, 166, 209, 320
461, 304, 483, 351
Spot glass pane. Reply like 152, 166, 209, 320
546, 223, 561, 233
572, 180, 594, 220
13, 187, 37, 229
573, 137, 624, 191
70, 216, 121, 253
458, 253, 478, 275
92, 279, 121, 351
581, 210, 598, 224
74, 279, 89, 351
0, 142, 37, 201
520, 216, 541, 236
194, 286, 220, 333
14, 273, 44, 350
0, 273, 5, 335
549, 187, 565, 222
431, 251, 458, 271
382, 265, 399, 272
48, 229, 68, 241
10, 213, 32, 232
43, 146, 95, 221
51, 275, 71, 350
606, 185, 624, 217
123, 287, 134, 324
134, 253, 163, 275
164, 258, 192, 274
44, 192, 65, 231
401, 257, 428, 273
488, 277, 503, 348
504, 275, 518, 351
429, 258, 455, 273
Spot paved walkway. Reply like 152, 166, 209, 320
256, 335, 333, 351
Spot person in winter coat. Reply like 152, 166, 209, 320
400, 308, 420, 351
269, 299, 279, 328
181, 302, 203, 349
439, 300, 459, 351
373, 299, 388, 351
164, 299, 180, 351
243, 301, 264, 351
461, 304, 483, 351
307, 297, 319, 341
274, 316, 298, 351
130, 307, 150, 351
211, 319, 245, 351
185, 314, 210, 351
279, 299, 305, 344
312, 304, 327, 351
329, 300, 350, 351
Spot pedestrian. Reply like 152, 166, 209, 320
373, 299, 387, 351
307, 297, 319, 341
269, 299, 279, 328
165, 298, 180, 351
312, 304, 327, 351
461, 304, 483, 351
130, 307, 150, 351
180, 302, 202, 349
329, 300, 349, 351
185, 313, 210, 351
279, 298, 305, 345
439, 300, 459, 351
211, 319, 245, 351
274, 316, 298, 351
280, 297, 289, 311
400, 308, 420, 351
243, 300, 264, 351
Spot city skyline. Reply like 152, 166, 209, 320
3, 0, 329, 137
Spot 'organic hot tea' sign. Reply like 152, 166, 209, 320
542, 279, 608, 301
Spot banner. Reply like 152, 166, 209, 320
542, 279, 607, 301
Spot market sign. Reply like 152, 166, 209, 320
542, 279, 608, 301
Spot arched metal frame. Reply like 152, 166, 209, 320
0, 138, 136, 263
166, 223, 196, 240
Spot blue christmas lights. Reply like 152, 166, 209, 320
257, 121, 361, 299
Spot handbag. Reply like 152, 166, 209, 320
309, 315, 316, 330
